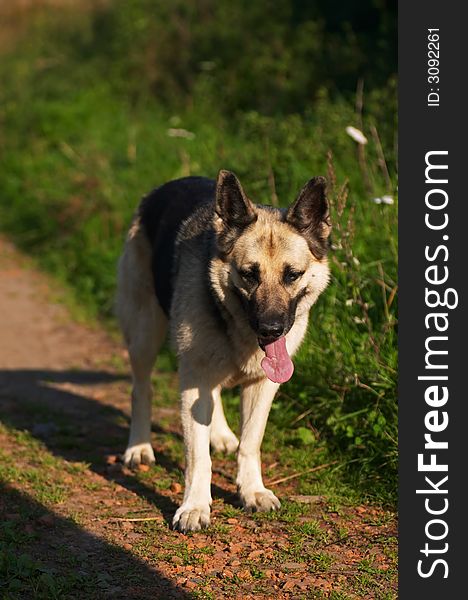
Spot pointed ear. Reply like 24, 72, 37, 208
285, 176, 331, 259
214, 170, 257, 255
215, 170, 256, 227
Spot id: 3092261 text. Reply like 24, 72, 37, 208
427, 28, 440, 107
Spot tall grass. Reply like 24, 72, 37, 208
0, 3, 397, 501
282, 155, 397, 493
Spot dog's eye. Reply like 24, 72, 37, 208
283, 268, 304, 285
238, 267, 259, 284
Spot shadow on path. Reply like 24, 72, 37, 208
0, 482, 193, 599
0, 368, 237, 524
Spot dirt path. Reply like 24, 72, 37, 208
0, 237, 397, 599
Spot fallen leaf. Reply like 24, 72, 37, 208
238, 569, 251, 579
283, 580, 297, 590
185, 580, 198, 590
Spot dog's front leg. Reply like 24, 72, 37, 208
237, 378, 281, 513
173, 367, 214, 532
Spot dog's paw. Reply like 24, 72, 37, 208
122, 442, 155, 469
210, 428, 239, 454
239, 487, 281, 513
173, 503, 211, 533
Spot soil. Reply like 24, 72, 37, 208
0, 237, 397, 599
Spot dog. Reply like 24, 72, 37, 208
116, 170, 331, 532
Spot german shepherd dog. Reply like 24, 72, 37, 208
116, 171, 331, 532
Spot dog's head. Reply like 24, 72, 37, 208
212, 170, 331, 383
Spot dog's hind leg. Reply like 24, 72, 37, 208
123, 301, 167, 468
236, 378, 281, 513
210, 388, 239, 454
116, 219, 168, 468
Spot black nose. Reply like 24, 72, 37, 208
257, 320, 285, 340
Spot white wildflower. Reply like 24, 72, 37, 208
345, 126, 368, 145
373, 195, 394, 205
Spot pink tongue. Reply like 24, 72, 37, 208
261, 337, 294, 383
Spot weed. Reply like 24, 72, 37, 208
310, 551, 335, 572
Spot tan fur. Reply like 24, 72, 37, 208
208, 209, 330, 385
117, 174, 331, 533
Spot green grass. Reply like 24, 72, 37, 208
0, 3, 397, 504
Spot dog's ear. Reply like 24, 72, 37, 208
285, 176, 331, 259
214, 170, 257, 255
